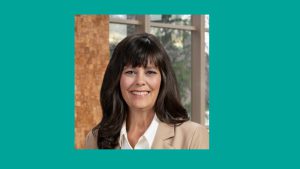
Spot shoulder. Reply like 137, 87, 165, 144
174, 121, 209, 149
85, 129, 98, 149
175, 121, 207, 136
176, 121, 204, 131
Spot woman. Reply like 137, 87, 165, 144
85, 33, 209, 149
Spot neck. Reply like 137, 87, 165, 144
125, 109, 155, 148
126, 109, 155, 133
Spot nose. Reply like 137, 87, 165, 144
135, 72, 146, 86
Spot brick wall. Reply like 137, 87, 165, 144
75, 15, 109, 149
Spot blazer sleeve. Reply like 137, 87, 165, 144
189, 125, 209, 149
85, 131, 98, 149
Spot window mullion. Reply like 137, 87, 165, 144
136, 15, 150, 33
191, 15, 207, 125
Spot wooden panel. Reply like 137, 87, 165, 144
75, 15, 109, 149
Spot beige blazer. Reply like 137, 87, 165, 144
85, 120, 209, 149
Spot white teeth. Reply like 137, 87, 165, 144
131, 91, 150, 96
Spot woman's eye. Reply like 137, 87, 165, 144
125, 71, 135, 75
146, 71, 157, 75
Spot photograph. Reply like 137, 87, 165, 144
75, 15, 210, 149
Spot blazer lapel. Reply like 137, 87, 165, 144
151, 121, 175, 149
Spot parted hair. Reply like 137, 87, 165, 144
92, 33, 189, 149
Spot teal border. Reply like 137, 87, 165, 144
0, 0, 299, 168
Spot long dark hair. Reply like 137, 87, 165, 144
93, 33, 189, 149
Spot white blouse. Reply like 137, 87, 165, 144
119, 114, 159, 149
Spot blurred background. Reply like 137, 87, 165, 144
75, 15, 209, 149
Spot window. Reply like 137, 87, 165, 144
109, 15, 209, 128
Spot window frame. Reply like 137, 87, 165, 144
109, 15, 208, 127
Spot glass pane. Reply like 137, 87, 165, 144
150, 15, 191, 26
151, 27, 192, 115
205, 15, 210, 128
110, 15, 136, 20
109, 23, 137, 57
205, 15, 209, 30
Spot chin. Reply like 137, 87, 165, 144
130, 104, 152, 110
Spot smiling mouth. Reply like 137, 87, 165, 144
130, 91, 150, 96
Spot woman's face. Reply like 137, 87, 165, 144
120, 62, 161, 112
